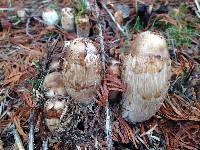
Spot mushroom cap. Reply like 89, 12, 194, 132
63, 38, 101, 104
61, 7, 75, 31
17, 9, 26, 18
121, 31, 171, 123
134, 31, 170, 59
43, 72, 66, 97
42, 7, 59, 25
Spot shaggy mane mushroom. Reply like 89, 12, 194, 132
121, 31, 171, 123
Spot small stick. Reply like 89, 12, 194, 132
0, 8, 15, 11
135, 134, 150, 150
95, 1, 107, 75
42, 138, 48, 150
28, 110, 34, 150
26, 18, 32, 38
140, 124, 158, 136
194, 0, 200, 18
95, 1, 112, 150
13, 125, 25, 150
101, 2, 128, 37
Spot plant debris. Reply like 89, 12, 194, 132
0, 0, 200, 149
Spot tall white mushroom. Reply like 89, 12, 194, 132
121, 31, 171, 123
63, 38, 101, 104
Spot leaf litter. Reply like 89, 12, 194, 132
0, 0, 200, 149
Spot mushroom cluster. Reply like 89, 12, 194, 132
43, 31, 171, 129
121, 31, 171, 123
43, 37, 101, 131
43, 38, 101, 103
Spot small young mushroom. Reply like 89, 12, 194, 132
48, 55, 63, 72
42, 7, 59, 25
17, 9, 26, 19
61, 7, 75, 32
44, 98, 66, 132
63, 38, 101, 104
43, 72, 66, 97
121, 31, 171, 123
49, 59, 61, 72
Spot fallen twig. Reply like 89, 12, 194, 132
13, 124, 25, 150
101, 2, 128, 37
194, 0, 200, 18
28, 110, 34, 150
0, 8, 15, 11
26, 18, 32, 38
42, 138, 48, 150
94, 1, 112, 149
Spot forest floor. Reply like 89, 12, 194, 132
0, 0, 200, 150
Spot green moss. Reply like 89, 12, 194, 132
166, 25, 195, 48
128, 17, 143, 32
165, 3, 197, 48
75, 0, 87, 24
27, 61, 43, 97
169, 3, 187, 22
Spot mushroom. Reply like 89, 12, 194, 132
63, 38, 101, 104
43, 72, 66, 97
42, 7, 59, 25
61, 7, 75, 32
121, 31, 171, 123
17, 9, 26, 19
44, 98, 66, 131
49, 59, 61, 72
115, 4, 130, 19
